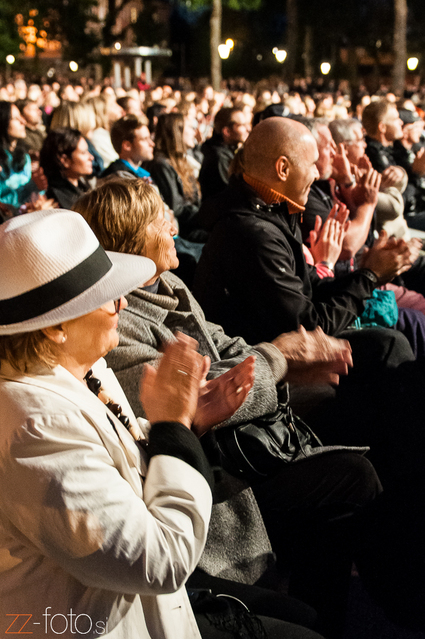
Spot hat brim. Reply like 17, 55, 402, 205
0, 252, 156, 335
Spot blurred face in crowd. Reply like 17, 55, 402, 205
183, 117, 196, 149
61, 137, 93, 182
315, 125, 336, 179
22, 102, 42, 128
403, 121, 424, 146
343, 125, 367, 166
224, 111, 250, 145
126, 125, 154, 164
106, 97, 125, 126
382, 106, 403, 143
126, 98, 143, 117
8, 105, 26, 141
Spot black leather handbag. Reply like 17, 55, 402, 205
215, 388, 366, 483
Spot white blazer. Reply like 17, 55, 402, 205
0, 358, 212, 638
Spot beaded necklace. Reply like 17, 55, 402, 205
84, 368, 146, 448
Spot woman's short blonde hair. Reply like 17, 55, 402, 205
72, 178, 162, 255
50, 102, 96, 138
0, 330, 59, 373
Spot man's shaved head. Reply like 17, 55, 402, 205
242, 117, 319, 206
244, 117, 315, 177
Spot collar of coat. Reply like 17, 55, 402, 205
0, 358, 148, 482
242, 173, 305, 214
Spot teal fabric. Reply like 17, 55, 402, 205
0, 150, 36, 207
360, 289, 398, 328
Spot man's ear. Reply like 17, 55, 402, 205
275, 155, 290, 182
41, 325, 66, 345
221, 126, 231, 143
377, 121, 387, 137
121, 139, 132, 154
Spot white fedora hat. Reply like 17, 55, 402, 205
0, 209, 156, 335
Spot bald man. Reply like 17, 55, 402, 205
193, 117, 413, 345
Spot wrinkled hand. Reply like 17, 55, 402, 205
361, 230, 412, 283
412, 147, 425, 176
193, 356, 256, 436
356, 154, 372, 177
272, 326, 352, 386
332, 143, 355, 185
309, 204, 349, 265
351, 167, 381, 207
407, 237, 422, 264
380, 165, 405, 190
140, 332, 204, 429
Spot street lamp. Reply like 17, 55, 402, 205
275, 50, 287, 63
218, 44, 230, 59
320, 62, 331, 75
69, 61, 78, 72
225, 39, 234, 50
114, 42, 122, 51
6, 55, 15, 65
407, 57, 419, 71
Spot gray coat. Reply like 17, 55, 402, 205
108, 271, 283, 423
107, 271, 282, 584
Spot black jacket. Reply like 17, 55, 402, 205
199, 134, 237, 202
192, 177, 377, 343
46, 175, 90, 210
365, 136, 417, 215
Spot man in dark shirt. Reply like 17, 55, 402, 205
199, 107, 249, 202
193, 116, 411, 343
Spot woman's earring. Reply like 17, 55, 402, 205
61, 335, 67, 343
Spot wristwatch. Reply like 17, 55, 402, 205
318, 260, 335, 272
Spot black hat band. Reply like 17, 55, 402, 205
0, 245, 112, 325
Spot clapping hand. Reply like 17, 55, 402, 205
272, 326, 353, 386
141, 332, 204, 429
193, 356, 256, 436
309, 204, 350, 266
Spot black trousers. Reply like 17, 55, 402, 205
252, 452, 382, 639
195, 612, 325, 639
188, 571, 318, 628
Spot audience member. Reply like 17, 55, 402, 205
144, 112, 201, 241
40, 127, 94, 208
50, 101, 104, 176
16, 98, 46, 154
193, 116, 412, 343
74, 178, 383, 638
102, 114, 154, 181
199, 107, 249, 202
363, 99, 425, 230
0, 101, 42, 208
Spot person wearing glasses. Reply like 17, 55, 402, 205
0, 208, 262, 639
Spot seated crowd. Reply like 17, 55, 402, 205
2, 74, 425, 639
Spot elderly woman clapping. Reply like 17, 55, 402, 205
0, 209, 254, 639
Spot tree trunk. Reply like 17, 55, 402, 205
285, 0, 298, 79
392, 0, 407, 96
210, 0, 222, 91
303, 25, 313, 78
